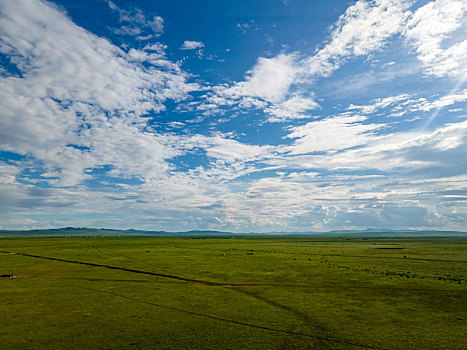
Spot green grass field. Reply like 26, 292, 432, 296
1, 236, 466, 349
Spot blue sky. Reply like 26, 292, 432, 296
0, 0, 466, 231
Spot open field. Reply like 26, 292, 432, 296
1, 236, 466, 349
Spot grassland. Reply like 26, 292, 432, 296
0, 236, 466, 349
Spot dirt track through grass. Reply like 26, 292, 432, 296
76, 287, 386, 350
2, 250, 388, 350
2, 238, 465, 349
1, 251, 223, 285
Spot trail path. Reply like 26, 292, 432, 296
3, 250, 391, 350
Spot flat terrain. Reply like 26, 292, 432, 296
0, 236, 466, 349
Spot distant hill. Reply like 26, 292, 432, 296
0, 227, 233, 237
0, 227, 465, 237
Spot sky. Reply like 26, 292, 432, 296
0, 0, 466, 232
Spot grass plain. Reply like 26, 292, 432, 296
0, 236, 466, 349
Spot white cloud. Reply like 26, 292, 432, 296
193, 53, 302, 123
286, 115, 385, 154
0, 0, 197, 186
278, 119, 467, 172
222, 53, 299, 102
304, 0, 411, 77
0, 162, 21, 185
113, 26, 142, 36
199, 0, 412, 123
407, 88, 467, 112
108, 1, 164, 36
148, 16, 164, 33
86, 120, 181, 181
404, 0, 467, 77
178, 134, 272, 163
345, 89, 467, 121
180, 40, 205, 50
264, 95, 320, 122
347, 94, 411, 114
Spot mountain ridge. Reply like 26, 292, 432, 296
0, 227, 465, 237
